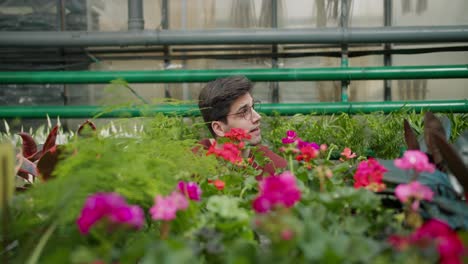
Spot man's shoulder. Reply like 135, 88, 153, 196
198, 138, 212, 149
192, 138, 212, 154
256, 144, 277, 155
255, 144, 287, 168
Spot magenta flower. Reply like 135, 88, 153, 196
252, 196, 272, 213
282, 130, 298, 144
389, 219, 465, 264
76, 192, 144, 235
178, 181, 202, 201
149, 191, 189, 221
297, 139, 319, 150
394, 150, 435, 173
412, 219, 465, 264
395, 181, 434, 211
252, 171, 301, 213
353, 159, 387, 192
109, 205, 145, 229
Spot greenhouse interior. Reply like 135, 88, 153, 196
1, 0, 468, 263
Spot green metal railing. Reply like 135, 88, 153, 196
1, 65, 467, 118
0, 100, 466, 118
0, 64, 467, 84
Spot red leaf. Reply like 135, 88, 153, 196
42, 125, 59, 153
77, 120, 97, 137
17, 170, 31, 180
16, 186, 29, 192
26, 150, 43, 162
18, 132, 37, 157
424, 112, 445, 167
37, 145, 62, 181
18, 157, 38, 177
403, 119, 420, 150
431, 132, 468, 201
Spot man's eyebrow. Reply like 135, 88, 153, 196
236, 102, 251, 112
233, 107, 247, 114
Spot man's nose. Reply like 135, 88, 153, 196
251, 108, 261, 122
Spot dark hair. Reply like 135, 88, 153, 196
198, 76, 253, 137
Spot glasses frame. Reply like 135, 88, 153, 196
224, 99, 261, 120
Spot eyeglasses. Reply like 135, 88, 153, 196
225, 100, 261, 120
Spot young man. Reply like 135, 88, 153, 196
198, 75, 287, 176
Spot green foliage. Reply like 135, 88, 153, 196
3, 110, 467, 264
262, 111, 468, 159
447, 113, 468, 141
138, 239, 196, 264
7, 115, 218, 263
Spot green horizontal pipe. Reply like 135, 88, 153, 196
0, 64, 467, 84
1, 100, 466, 118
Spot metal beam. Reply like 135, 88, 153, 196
128, 0, 145, 30
340, 0, 350, 102
0, 64, 467, 84
1, 26, 468, 47
161, 0, 171, 98
0, 100, 466, 118
384, 0, 393, 101
270, 0, 279, 103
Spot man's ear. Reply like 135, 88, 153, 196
211, 121, 227, 138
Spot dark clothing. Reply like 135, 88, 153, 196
197, 138, 288, 176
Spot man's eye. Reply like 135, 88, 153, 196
238, 109, 249, 116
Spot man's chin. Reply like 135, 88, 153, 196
247, 136, 262, 146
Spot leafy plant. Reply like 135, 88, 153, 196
2, 110, 467, 264
262, 111, 468, 159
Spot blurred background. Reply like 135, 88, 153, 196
0, 0, 467, 130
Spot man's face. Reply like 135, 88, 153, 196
216, 93, 262, 146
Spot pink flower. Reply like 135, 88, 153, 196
252, 171, 301, 213
280, 229, 294, 241
282, 130, 298, 144
389, 219, 465, 264
395, 181, 434, 211
76, 192, 144, 235
320, 144, 328, 152
150, 195, 177, 221
178, 181, 202, 201
340, 147, 357, 161
394, 150, 435, 173
149, 191, 189, 221
353, 159, 387, 192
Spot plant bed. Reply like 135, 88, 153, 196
1, 111, 467, 263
